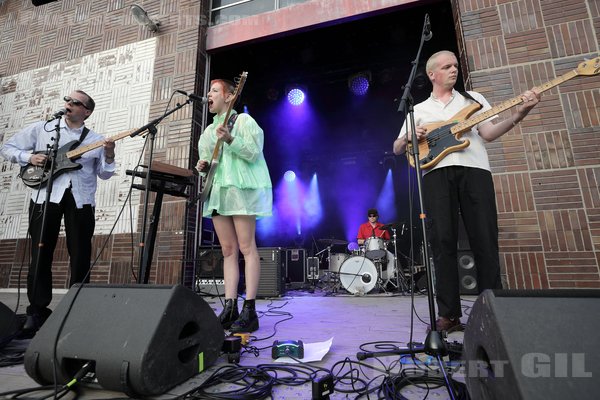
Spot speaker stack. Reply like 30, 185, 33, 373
457, 216, 478, 295
464, 289, 600, 399
256, 247, 285, 298
24, 284, 224, 397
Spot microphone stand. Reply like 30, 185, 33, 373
28, 118, 62, 325
357, 14, 459, 400
136, 98, 192, 284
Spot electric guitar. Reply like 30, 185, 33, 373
20, 128, 138, 188
407, 57, 600, 169
199, 71, 248, 203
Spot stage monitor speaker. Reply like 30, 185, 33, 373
464, 289, 600, 400
0, 301, 18, 346
24, 284, 224, 397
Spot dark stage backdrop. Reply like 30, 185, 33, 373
208, 2, 461, 264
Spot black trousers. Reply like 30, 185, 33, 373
27, 189, 95, 314
423, 166, 502, 319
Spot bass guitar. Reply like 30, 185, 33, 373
20, 128, 138, 188
407, 56, 600, 169
199, 71, 248, 203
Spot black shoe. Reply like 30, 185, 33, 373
21, 313, 49, 336
230, 305, 259, 333
218, 299, 239, 330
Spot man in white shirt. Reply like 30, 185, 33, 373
1, 90, 116, 333
393, 50, 540, 332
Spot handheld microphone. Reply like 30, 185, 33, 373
423, 14, 433, 41
47, 108, 66, 122
176, 90, 208, 104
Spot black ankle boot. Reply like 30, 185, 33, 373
218, 299, 239, 329
230, 300, 259, 333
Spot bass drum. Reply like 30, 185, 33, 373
339, 256, 378, 294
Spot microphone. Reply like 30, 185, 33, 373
423, 14, 433, 41
176, 90, 208, 104
47, 108, 66, 122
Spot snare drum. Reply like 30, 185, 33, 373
364, 237, 387, 260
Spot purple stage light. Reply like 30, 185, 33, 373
287, 88, 305, 106
349, 75, 370, 96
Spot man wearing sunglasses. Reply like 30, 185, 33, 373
356, 208, 391, 246
0, 90, 116, 334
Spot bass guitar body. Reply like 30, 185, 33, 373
407, 103, 481, 169
20, 140, 83, 188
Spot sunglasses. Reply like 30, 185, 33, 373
63, 96, 90, 109
369, 214, 377, 217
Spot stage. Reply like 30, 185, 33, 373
0, 287, 470, 399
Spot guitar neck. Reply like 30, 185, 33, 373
452, 69, 580, 133
66, 128, 137, 159
209, 72, 247, 162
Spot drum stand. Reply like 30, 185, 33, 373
387, 227, 410, 293
315, 245, 340, 292
356, 14, 460, 400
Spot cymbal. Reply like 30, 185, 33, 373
318, 238, 348, 245
380, 222, 404, 230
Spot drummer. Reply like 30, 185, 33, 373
356, 208, 390, 245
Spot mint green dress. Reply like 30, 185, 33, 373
198, 111, 273, 218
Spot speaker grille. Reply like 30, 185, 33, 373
457, 251, 478, 295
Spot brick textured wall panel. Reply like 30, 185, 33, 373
460, 0, 498, 13
562, 90, 600, 130
498, 211, 543, 252
545, 251, 600, 287
505, 28, 551, 63
588, 208, 600, 248
466, 36, 508, 70
502, 252, 549, 289
546, 20, 596, 58
579, 168, 600, 209
531, 170, 584, 210
498, 0, 543, 35
522, 129, 574, 170
494, 172, 536, 213
0, 0, 208, 289
538, 209, 593, 252
570, 126, 600, 167
487, 132, 529, 172
539, 0, 589, 26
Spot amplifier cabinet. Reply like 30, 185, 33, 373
286, 248, 306, 284
257, 247, 285, 298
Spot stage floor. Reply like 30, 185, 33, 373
0, 286, 472, 399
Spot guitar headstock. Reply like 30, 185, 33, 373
576, 57, 600, 76
230, 71, 248, 104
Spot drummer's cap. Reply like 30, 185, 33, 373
367, 208, 378, 217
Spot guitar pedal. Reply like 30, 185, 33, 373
272, 340, 304, 359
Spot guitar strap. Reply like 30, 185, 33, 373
227, 113, 238, 131
77, 127, 90, 146
460, 91, 482, 107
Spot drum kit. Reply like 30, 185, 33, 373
317, 222, 408, 295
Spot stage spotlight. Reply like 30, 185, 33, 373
286, 87, 305, 106
348, 72, 371, 96
284, 170, 296, 182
